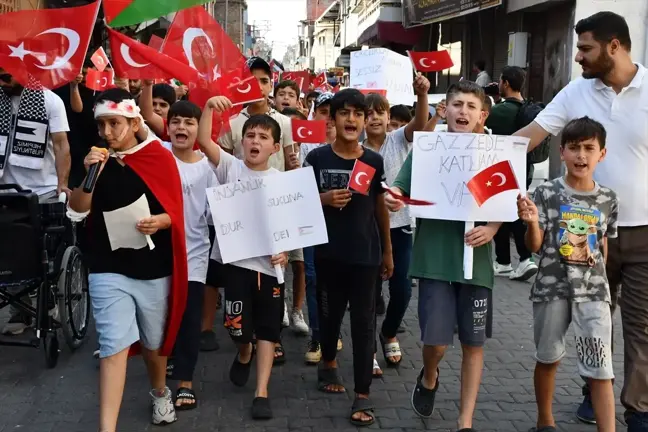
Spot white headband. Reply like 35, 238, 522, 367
94, 99, 140, 119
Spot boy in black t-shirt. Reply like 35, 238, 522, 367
304, 89, 394, 427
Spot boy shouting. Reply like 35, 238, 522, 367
518, 117, 618, 432
305, 89, 393, 427
386, 81, 500, 431
199, 95, 289, 420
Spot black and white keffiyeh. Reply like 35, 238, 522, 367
0, 76, 49, 177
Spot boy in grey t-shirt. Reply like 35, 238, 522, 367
517, 117, 618, 432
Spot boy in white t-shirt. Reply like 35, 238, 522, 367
161, 100, 217, 411
198, 95, 289, 420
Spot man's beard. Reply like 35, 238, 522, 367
581, 51, 614, 80
0, 84, 23, 97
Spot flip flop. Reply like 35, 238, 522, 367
174, 387, 197, 411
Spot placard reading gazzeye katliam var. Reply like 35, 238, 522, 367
409, 132, 529, 222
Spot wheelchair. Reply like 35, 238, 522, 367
0, 184, 90, 368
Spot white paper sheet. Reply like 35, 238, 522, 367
103, 194, 156, 251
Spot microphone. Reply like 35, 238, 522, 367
83, 140, 108, 194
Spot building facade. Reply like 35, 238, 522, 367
211, 0, 248, 51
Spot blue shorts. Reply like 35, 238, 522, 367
89, 273, 170, 358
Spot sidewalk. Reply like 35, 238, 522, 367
0, 272, 626, 431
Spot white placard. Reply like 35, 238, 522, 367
102, 194, 155, 251
410, 132, 529, 222
206, 167, 328, 264
350, 48, 414, 106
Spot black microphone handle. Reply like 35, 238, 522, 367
83, 162, 101, 193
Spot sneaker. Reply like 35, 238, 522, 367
493, 262, 513, 276
576, 394, 596, 424
304, 339, 321, 364
509, 258, 538, 281
411, 367, 439, 418
150, 387, 177, 425
290, 309, 310, 335
1, 315, 32, 335
281, 302, 289, 328
199, 330, 220, 352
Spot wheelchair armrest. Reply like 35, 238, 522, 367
44, 226, 66, 234
0, 184, 29, 193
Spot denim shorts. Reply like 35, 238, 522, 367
89, 273, 170, 358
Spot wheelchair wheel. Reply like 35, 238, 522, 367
58, 246, 90, 350
43, 331, 59, 368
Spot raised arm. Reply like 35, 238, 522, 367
70, 75, 84, 113
404, 74, 431, 141
139, 80, 165, 137
198, 96, 233, 167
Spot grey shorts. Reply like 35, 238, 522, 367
418, 279, 490, 347
288, 248, 304, 263
533, 300, 614, 380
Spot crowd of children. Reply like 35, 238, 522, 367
38, 13, 635, 431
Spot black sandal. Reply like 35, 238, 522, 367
230, 349, 254, 387
251, 396, 273, 420
350, 397, 375, 427
174, 387, 197, 411
273, 342, 286, 366
317, 367, 345, 393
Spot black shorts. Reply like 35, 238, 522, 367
206, 225, 228, 288
223, 265, 284, 344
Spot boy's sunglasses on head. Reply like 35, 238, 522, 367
0, 73, 12, 83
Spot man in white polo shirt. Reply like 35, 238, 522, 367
514, 12, 648, 431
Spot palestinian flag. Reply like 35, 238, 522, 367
105, 0, 211, 27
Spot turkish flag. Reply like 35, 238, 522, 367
291, 119, 327, 143
85, 68, 115, 91
311, 72, 327, 89
90, 47, 110, 72
0, 1, 100, 89
407, 50, 454, 72
358, 89, 387, 96
148, 35, 164, 51
272, 71, 280, 84
281, 71, 309, 93
222, 73, 264, 106
108, 28, 199, 84
348, 159, 376, 195
466, 160, 520, 206
162, 6, 247, 80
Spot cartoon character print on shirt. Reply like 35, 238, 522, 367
558, 205, 600, 267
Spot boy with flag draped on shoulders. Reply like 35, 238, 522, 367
67, 88, 187, 431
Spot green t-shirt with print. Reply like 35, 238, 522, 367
392, 152, 494, 289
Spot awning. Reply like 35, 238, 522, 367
357, 20, 423, 46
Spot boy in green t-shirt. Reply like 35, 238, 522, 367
385, 80, 501, 431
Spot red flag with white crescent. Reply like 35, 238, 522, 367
0, 1, 100, 89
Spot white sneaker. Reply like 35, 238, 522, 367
493, 262, 513, 276
510, 258, 538, 281
281, 302, 289, 328
291, 309, 310, 335
150, 387, 177, 425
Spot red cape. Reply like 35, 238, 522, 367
123, 140, 188, 356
